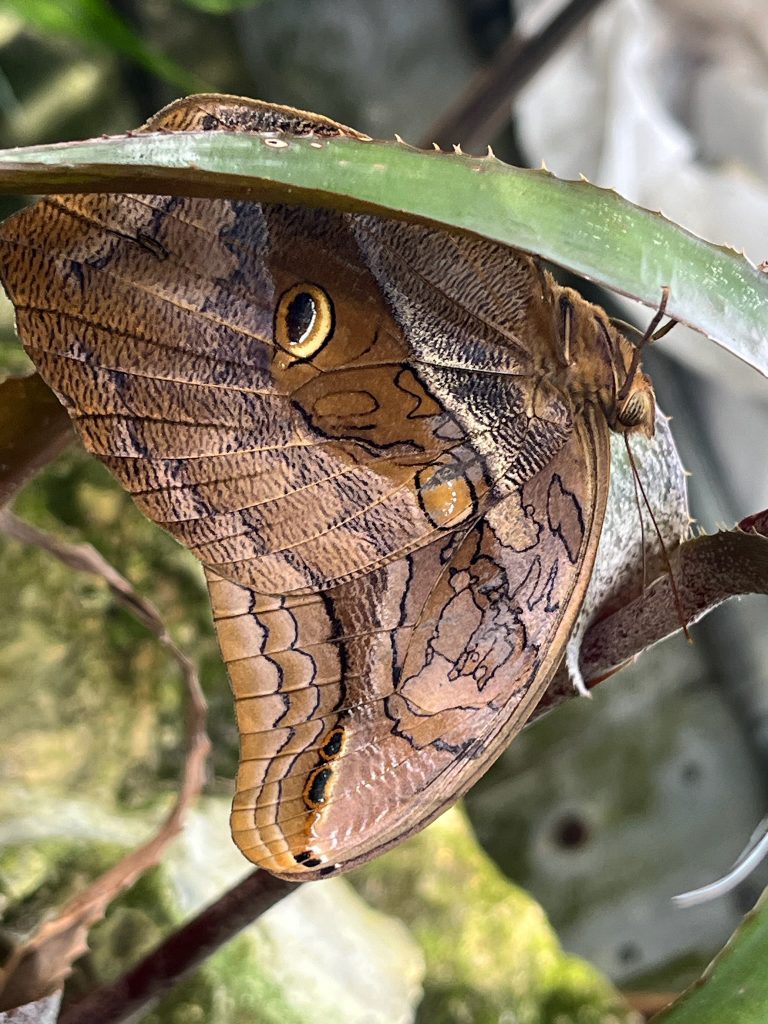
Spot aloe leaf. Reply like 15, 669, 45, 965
649, 888, 768, 1024
0, 124, 763, 376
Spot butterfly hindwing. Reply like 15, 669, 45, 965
214, 406, 608, 878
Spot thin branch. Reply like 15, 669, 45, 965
59, 871, 297, 1024
623, 991, 678, 1019
0, 373, 73, 507
422, 0, 611, 152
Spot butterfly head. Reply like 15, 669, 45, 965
553, 286, 656, 439
611, 331, 656, 438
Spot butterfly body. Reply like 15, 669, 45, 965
0, 96, 654, 878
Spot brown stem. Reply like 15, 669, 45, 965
422, 0, 611, 152
59, 872, 297, 1024
0, 373, 73, 507
622, 990, 679, 1019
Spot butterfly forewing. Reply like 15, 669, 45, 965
1, 190, 536, 594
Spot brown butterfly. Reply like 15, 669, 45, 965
0, 95, 655, 880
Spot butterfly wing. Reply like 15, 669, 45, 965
0, 95, 610, 877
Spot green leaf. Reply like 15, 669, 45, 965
650, 888, 768, 1024
0, 123, 763, 378
3, 0, 205, 91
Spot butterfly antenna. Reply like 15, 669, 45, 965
617, 286, 675, 405
626, 434, 648, 592
624, 435, 691, 642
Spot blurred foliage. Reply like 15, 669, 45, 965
1, 1, 202, 91
181, 0, 266, 12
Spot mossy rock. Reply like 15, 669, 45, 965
351, 805, 637, 1024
